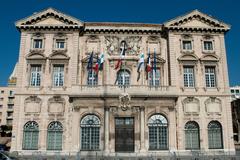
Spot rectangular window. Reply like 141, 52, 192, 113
205, 66, 216, 88
87, 71, 98, 87
33, 39, 43, 49
55, 39, 65, 49
182, 40, 192, 51
53, 65, 64, 87
30, 65, 41, 87
204, 41, 213, 51
183, 66, 195, 87
148, 69, 160, 87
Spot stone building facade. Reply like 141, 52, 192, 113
10, 8, 235, 157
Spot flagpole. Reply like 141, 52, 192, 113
123, 42, 126, 93
153, 48, 156, 88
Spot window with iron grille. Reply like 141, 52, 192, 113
81, 114, 100, 150
53, 65, 64, 87
185, 121, 200, 150
148, 69, 160, 87
182, 40, 192, 51
30, 65, 41, 87
183, 66, 195, 87
205, 66, 216, 88
117, 70, 130, 88
23, 121, 39, 150
47, 121, 63, 150
148, 114, 168, 150
208, 121, 223, 149
87, 71, 98, 86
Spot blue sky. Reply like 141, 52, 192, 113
0, 0, 239, 86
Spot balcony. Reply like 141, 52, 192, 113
70, 85, 178, 97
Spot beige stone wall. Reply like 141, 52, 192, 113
10, 8, 235, 156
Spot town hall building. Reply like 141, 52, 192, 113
10, 8, 235, 158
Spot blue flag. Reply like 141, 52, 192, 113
87, 52, 93, 70
153, 49, 157, 72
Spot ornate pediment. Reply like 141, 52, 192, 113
26, 52, 46, 60
49, 52, 69, 60
200, 54, 219, 62
178, 54, 199, 62
16, 8, 84, 29
164, 10, 230, 31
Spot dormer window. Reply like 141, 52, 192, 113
182, 40, 192, 51
203, 41, 214, 51
55, 39, 65, 49
33, 39, 43, 49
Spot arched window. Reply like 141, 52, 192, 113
87, 70, 98, 86
117, 70, 130, 88
47, 121, 63, 150
208, 121, 223, 149
23, 121, 39, 150
81, 114, 100, 150
185, 121, 200, 150
148, 114, 168, 150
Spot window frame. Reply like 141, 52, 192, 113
202, 39, 215, 53
80, 114, 101, 151
52, 64, 65, 87
205, 66, 217, 88
87, 70, 98, 87
185, 121, 200, 150
29, 64, 42, 87
47, 121, 63, 150
148, 68, 161, 87
31, 35, 45, 50
208, 121, 223, 149
183, 66, 195, 88
117, 69, 130, 88
22, 121, 39, 150
181, 39, 193, 52
148, 114, 168, 150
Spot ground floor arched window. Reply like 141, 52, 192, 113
208, 121, 223, 149
81, 114, 100, 150
148, 114, 168, 150
185, 121, 200, 150
47, 121, 63, 150
23, 121, 39, 150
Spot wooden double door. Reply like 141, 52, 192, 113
115, 117, 134, 152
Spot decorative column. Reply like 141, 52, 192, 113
104, 107, 110, 153
140, 106, 145, 151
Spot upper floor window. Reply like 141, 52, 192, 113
117, 70, 130, 88
87, 71, 98, 86
148, 69, 160, 87
182, 40, 192, 51
55, 39, 65, 49
53, 65, 64, 87
205, 66, 216, 88
30, 65, 41, 87
33, 39, 43, 49
203, 41, 213, 51
183, 66, 195, 87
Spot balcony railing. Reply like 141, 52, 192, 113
71, 85, 177, 97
